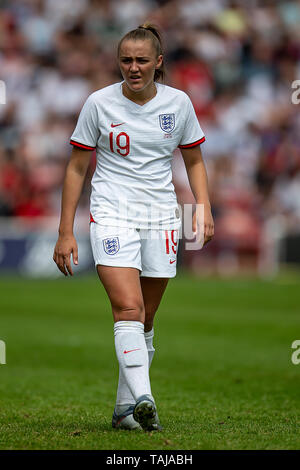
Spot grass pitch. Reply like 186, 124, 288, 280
0, 271, 299, 450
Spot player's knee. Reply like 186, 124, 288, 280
113, 302, 145, 323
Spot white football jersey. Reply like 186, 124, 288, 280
70, 81, 205, 229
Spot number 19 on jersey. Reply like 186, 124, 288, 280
109, 131, 130, 157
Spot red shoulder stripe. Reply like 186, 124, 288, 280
90, 212, 95, 223
70, 140, 95, 150
178, 137, 205, 149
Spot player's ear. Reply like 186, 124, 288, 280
155, 55, 163, 69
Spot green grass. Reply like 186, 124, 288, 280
0, 272, 299, 450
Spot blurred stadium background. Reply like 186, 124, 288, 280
0, 0, 300, 279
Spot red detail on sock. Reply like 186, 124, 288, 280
123, 348, 141, 354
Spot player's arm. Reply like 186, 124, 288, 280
53, 147, 93, 276
180, 145, 214, 245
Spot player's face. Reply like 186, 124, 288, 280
118, 39, 163, 94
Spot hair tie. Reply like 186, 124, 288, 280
138, 25, 159, 40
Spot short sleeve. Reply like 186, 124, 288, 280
178, 95, 205, 149
70, 95, 100, 150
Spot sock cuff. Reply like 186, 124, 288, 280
144, 328, 154, 340
114, 320, 144, 336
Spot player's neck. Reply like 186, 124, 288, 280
122, 82, 157, 106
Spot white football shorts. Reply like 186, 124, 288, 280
90, 223, 179, 278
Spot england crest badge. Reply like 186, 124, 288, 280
159, 114, 175, 133
103, 237, 120, 255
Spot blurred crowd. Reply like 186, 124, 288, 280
0, 0, 300, 272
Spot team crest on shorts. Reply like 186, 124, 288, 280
103, 237, 120, 255
159, 114, 175, 133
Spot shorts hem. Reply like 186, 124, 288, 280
140, 271, 176, 278
95, 262, 141, 271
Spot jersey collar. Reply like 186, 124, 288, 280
118, 81, 161, 111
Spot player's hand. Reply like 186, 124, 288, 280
53, 234, 78, 276
192, 204, 214, 246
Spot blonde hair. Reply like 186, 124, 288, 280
117, 22, 165, 82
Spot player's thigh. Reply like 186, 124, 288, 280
96, 265, 145, 323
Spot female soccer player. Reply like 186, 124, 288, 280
53, 23, 214, 431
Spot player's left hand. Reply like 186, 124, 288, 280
192, 204, 214, 246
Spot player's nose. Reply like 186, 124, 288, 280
129, 61, 139, 72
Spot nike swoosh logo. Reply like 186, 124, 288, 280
111, 122, 125, 127
170, 259, 176, 264
123, 348, 141, 354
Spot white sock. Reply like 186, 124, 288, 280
114, 321, 152, 403
144, 328, 155, 367
116, 326, 156, 409
115, 370, 135, 407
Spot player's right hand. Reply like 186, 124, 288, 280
53, 235, 78, 276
